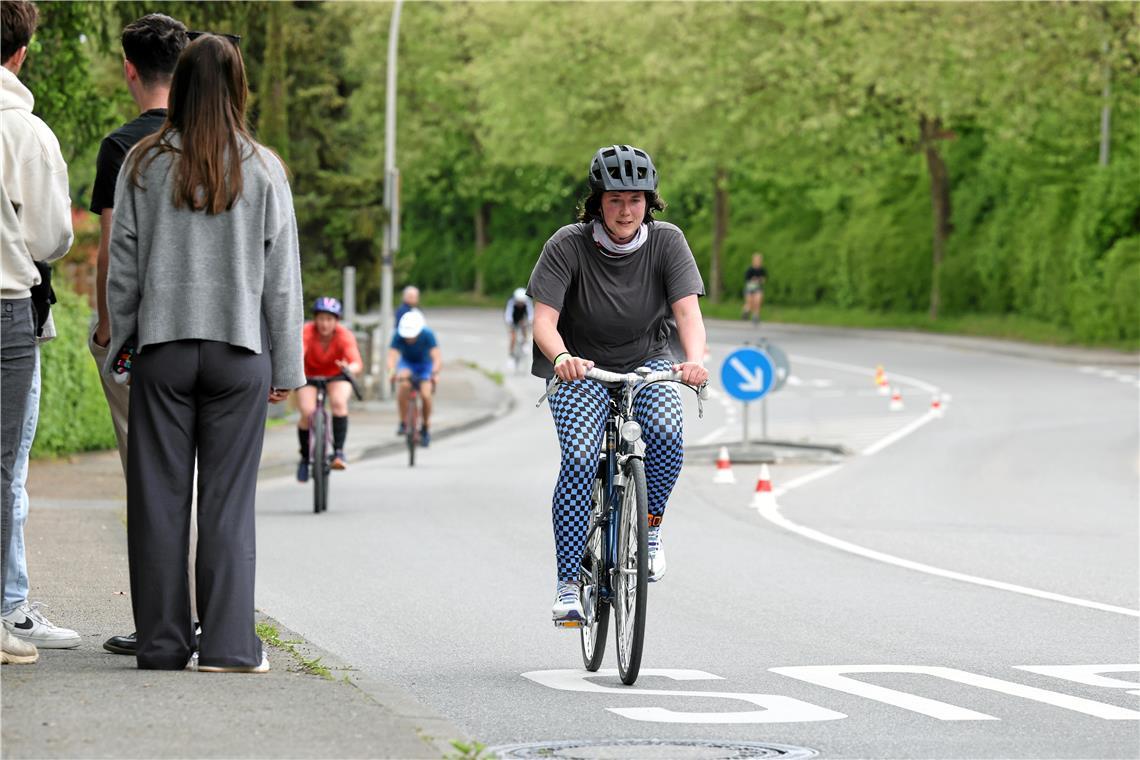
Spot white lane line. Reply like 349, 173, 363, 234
697, 426, 728, 446
757, 498, 1139, 618
748, 356, 1139, 618
790, 355, 940, 394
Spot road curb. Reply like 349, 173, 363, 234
255, 611, 468, 758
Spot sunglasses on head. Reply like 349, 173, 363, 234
187, 31, 241, 46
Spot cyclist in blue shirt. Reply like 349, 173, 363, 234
387, 309, 441, 446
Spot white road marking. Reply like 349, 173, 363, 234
808, 378, 834, 388
1014, 665, 1140, 696
1078, 366, 1099, 374
862, 409, 942, 456
790, 355, 940, 394
696, 426, 728, 446
756, 497, 1140, 617
522, 669, 845, 724
771, 666, 1140, 720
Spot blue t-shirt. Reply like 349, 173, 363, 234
391, 327, 438, 365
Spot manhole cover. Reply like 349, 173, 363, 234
485, 739, 818, 760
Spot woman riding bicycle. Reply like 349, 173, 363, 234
527, 144, 709, 625
296, 296, 362, 480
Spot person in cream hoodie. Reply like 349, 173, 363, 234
1, 0, 73, 665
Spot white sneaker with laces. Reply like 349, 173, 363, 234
2, 602, 80, 649
551, 580, 584, 625
1, 627, 38, 664
187, 649, 270, 673
648, 526, 666, 582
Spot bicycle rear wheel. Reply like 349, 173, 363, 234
312, 411, 329, 514
579, 476, 610, 671
405, 393, 418, 467
613, 457, 648, 685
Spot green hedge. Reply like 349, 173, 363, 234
31, 285, 117, 458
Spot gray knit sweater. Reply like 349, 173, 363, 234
105, 136, 305, 389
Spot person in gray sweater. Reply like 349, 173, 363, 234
105, 33, 304, 673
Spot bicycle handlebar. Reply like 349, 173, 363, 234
537, 366, 709, 416
307, 370, 364, 401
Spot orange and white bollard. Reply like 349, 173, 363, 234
713, 446, 736, 484
750, 464, 778, 510
889, 387, 904, 412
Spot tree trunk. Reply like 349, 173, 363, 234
710, 166, 729, 303
473, 201, 490, 296
920, 115, 953, 320
258, 2, 289, 160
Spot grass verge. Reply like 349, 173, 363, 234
256, 621, 333, 679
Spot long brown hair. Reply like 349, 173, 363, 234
128, 34, 251, 214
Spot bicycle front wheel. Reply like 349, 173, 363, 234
613, 457, 648, 685
312, 412, 328, 514
580, 476, 610, 672
405, 395, 418, 468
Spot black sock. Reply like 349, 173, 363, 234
332, 416, 348, 450
298, 428, 309, 459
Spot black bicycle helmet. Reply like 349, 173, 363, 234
588, 144, 658, 192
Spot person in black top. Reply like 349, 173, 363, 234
87, 13, 188, 658
742, 252, 767, 325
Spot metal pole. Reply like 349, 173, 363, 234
378, 0, 403, 399
741, 401, 750, 453
761, 397, 769, 440
343, 266, 356, 327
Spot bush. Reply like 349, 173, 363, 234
31, 285, 116, 458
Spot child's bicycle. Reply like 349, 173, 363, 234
538, 366, 706, 685
307, 371, 362, 514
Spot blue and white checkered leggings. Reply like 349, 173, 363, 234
547, 359, 685, 582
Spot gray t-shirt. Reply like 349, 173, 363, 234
527, 221, 704, 378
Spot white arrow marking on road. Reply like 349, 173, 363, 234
771, 666, 1140, 720
728, 357, 766, 392
1014, 665, 1140, 696
522, 669, 845, 724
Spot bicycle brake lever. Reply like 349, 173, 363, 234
536, 376, 560, 407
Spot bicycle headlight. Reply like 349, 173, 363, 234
620, 420, 643, 443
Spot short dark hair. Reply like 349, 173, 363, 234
1, 0, 38, 63
121, 13, 187, 87
576, 189, 667, 224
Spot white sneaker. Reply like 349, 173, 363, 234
3, 602, 80, 649
1, 627, 38, 664
188, 649, 270, 673
551, 580, 584, 625
648, 526, 666, 582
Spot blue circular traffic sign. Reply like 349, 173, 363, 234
721, 347, 775, 402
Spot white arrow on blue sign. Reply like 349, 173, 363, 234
721, 347, 775, 402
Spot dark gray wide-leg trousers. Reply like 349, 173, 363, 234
128, 338, 270, 670
1, 299, 36, 601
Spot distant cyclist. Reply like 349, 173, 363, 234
296, 297, 362, 480
387, 309, 441, 447
528, 144, 708, 625
742, 252, 767, 324
505, 287, 533, 365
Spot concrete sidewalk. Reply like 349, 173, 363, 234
2, 361, 510, 759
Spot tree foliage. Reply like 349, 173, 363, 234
23, 0, 1140, 343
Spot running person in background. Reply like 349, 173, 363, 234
528, 144, 708, 625
505, 287, 533, 366
296, 297, 362, 480
387, 310, 441, 447
742, 252, 767, 324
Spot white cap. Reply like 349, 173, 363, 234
397, 309, 425, 339
513, 287, 528, 302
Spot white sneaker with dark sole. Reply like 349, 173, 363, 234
648, 526, 666, 582
1, 627, 38, 664
2, 602, 80, 649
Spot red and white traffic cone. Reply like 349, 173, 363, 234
713, 446, 736, 484
889, 386, 904, 412
876, 367, 891, 395
930, 394, 944, 418
750, 464, 778, 510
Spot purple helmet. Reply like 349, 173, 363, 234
312, 296, 342, 318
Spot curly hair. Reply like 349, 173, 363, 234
575, 189, 666, 224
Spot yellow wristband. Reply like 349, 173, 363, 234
554, 352, 571, 366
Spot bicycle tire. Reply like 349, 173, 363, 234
312, 411, 328, 514
405, 393, 417, 468
613, 457, 648, 685
579, 476, 610, 671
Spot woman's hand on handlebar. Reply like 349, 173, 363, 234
673, 361, 709, 387
554, 355, 594, 382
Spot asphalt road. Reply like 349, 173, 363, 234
253, 308, 1139, 759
